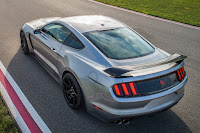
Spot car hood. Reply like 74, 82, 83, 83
27, 17, 61, 29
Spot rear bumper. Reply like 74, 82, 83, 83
86, 76, 187, 122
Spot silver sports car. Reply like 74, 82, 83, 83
20, 15, 188, 123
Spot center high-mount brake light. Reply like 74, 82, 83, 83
113, 82, 139, 97
176, 67, 186, 82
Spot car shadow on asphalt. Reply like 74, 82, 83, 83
6, 47, 192, 133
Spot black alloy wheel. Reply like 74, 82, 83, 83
63, 73, 84, 109
20, 31, 29, 55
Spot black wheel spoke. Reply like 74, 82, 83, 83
64, 80, 71, 89
68, 96, 73, 103
68, 78, 73, 86
63, 88, 70, 95
72, 84, 75, 89
71, 92, 78, 97
20, 32, 29, 54
23, 43, 26, 49
72, 96, 76, 104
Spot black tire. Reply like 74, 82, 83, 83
63, 73, 84, 110
20, 31, 29, 55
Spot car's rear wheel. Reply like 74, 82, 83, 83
20, 31, 29, 55
63, 73, 84, 109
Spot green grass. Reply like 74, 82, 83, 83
96, 0, 200, 27
0, 93, 18, 133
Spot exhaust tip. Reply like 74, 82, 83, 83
114, 120, 122, 125
114, 119, 130, 125
122, 119, 130, 125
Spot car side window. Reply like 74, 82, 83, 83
64, 33, 84, 50
42, 23, 71, 43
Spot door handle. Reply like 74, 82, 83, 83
51, 48, 57, 53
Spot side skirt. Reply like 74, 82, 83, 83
31, 52, 62, 86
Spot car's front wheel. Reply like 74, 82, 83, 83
63, 73, 84, 109
20, 31, 29, 55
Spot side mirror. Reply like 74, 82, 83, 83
33, 29, 41, 34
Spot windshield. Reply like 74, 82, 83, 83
84, 28, 154, 59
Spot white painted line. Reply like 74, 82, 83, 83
0, 61, 51, 133
89, 0, 200, 30
0, 82, 31, 133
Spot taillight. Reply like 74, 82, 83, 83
113, 85, 124, 96
176, 67, 186, 82
113, 82, 139, 97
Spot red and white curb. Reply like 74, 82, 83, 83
89, 0, 200, 30
0, 61, 51, 133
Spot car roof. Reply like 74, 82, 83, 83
59, 15, 126, 33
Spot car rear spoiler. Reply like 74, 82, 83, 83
104, 53, 187, 78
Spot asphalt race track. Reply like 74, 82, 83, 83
0, 0, 200, 132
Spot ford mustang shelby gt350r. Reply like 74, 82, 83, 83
20, 15, 188, 123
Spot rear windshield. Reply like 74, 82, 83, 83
84, 28, 154, 59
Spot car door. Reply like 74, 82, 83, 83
56, 32, 85, 77
30, 23, 71, 75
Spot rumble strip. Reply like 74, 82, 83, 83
0, 61, 51, 133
